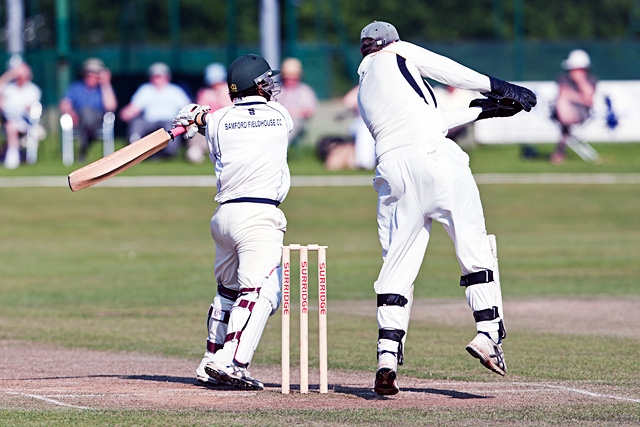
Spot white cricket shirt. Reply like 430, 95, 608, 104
357, 40, 492, 157
206, 95, 293, 204
2, 81, 41, 125
130, 83, 192, 122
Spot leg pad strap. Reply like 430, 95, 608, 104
217, 283, 240, 301
473, 306, 507, 340
377, 293, 408, 307
206, 340, 224, 354
378, 328, 406, 365
473, 306, 499, 322
460, 269, 494, 287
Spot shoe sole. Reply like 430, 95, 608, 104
196, 375, 221, 386
466, 344, 506, 376
204, 365, 264, 391
374, 368, 399, 395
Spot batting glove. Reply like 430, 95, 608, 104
173, 104, 211, 139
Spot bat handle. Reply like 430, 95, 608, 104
168, 126, 187, 139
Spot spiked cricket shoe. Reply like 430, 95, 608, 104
205, 361, 264, 390
466, 333, 507, 376
374, 367, 399, 395
196, 355, 226, 386
374, 352, 399, 395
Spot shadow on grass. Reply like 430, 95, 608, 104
13, 374, 494, 400
333, 384, 490, 400
13, 374, 196, 385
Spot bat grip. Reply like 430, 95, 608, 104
168, 126, 187, 139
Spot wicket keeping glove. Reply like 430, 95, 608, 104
173, 103, 211, 139
470, 94, 524, 121
485, 77, 537, 112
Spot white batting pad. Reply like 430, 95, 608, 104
233, 297, 272, 366
206, 294, 235, 351
259, 266, 282, 314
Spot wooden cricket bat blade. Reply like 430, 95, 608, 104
68, 127, 186, 192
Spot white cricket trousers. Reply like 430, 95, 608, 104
373, 139, 496, 311
211, 203, 287, 293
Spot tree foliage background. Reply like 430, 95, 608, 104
1, 0, 638, 102
6, 0, 638, 48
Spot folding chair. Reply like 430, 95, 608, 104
0, 102, 44, 166
550, 106, 599, 162
60, 111, 116, 166
564, 120, 599, 162
24, 102, 43, 165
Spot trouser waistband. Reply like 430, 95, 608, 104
220, 197, 280, 207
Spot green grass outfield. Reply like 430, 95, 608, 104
2, 135, 640, 177
1, 141, 640, 425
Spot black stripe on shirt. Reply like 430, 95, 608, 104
396, 55, 429, 105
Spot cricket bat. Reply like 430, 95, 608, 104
68, 126, 186, 192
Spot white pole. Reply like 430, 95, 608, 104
102, 112, 116, 157
6, 0, 24, 59
60, 113, 74, 166
260, 0, 280, 70
26, 102, 42, 164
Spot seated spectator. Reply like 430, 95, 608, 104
343, 85, 376, 170
196, 63, 232, 110
316, 135, 355, 171
316, 86, 376, 171
187, 63, 232, 164
119, 62, 191, 158
0, 61, 42, 169
59, 58, 117, 162
433, 84, 478, 147
550, 49, 597, 164
276, 57, 318, 147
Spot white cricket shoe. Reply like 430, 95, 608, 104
374, 352, 399, 395
204, 360, 264, 391
196, 355, 225, 386
466, 333, 507, 376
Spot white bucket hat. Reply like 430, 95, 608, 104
561, 49, 591, 70
205, 63, 227, 85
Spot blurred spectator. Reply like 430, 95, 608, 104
344, 86, 376, 170
196, 63, 232, 110
322, 85, 376, 170
550, 49, 597, 164
186, 63, 232, 164
315, 86, 376, 171
316, 135, 355, 171
0, 61, 42, 169
276, 57, 318, 147
119, 62, 191, 159
59, 58, 117, 162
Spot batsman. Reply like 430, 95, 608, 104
356, 21, 537, 395
172, 54, 293, 390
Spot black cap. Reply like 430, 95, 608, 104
227, 54, 280, 93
